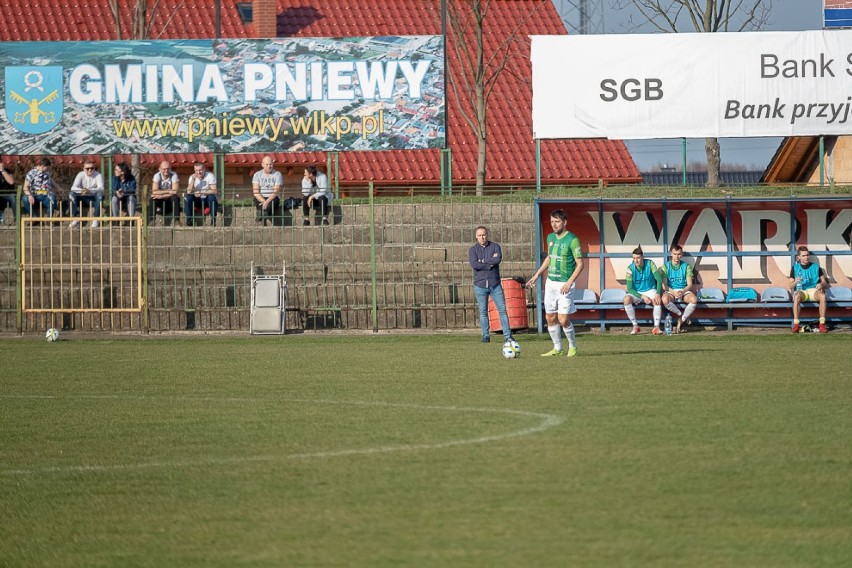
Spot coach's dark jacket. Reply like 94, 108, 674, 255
468, 241, 504, 288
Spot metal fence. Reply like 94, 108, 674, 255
2, 183, 849, 335
15, 216, 143, 332
0, 191, 538, 334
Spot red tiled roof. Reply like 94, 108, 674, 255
0, 0, 640, 186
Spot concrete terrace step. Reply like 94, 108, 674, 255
142, 279, 529, 310
144, 222, 534, 248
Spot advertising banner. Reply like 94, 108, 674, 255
531, 30, 852, 139
535, 199, 852, 293
0, 36, 445, 155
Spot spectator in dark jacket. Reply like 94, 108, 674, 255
111, 163, 137, 218
0, 158, 16, 224
468, 226, 513, 344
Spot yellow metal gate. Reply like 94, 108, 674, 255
20, 216, 144, 332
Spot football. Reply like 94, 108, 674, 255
502, 339, 521, 359
45, 328, 60, 342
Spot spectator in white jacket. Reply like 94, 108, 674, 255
69, 160, 104, 228
301, 165, 331, 226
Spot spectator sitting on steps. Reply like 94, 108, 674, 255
111, 162, 137, 219
23, 157, 57, 218
184, 162, 218, 227
0, 158, 16, 225
301, 165, 331, 226
253, 156, 283, 226
150, 160, 180, 225
69, 160, 104, 228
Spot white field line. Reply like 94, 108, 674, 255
0, 396, 564, 476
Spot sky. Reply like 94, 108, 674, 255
557, 0, 827, 172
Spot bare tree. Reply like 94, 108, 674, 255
108, 0, 184, 41
107, 1, 186, 192
612, 0, 773, 187
445, 0, 548, 195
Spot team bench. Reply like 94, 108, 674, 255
571, 286, 852, 331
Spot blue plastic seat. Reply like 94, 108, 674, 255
599, 288, 626, 304
826, 286, 852, 302
574, 288, 598, 304
761, 286, 790, 302
697, 287, 725, 303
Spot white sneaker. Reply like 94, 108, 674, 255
91, 220, 99, 228
68, 220, 79, 229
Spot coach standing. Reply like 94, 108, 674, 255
469, 226, 513, 344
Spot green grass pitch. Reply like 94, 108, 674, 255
2, 332, 851, 566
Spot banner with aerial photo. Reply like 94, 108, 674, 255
0, 36, 445, 155
531, 30, 852, 139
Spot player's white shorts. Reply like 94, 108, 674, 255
798, 288, 820, 301
627, 288, 659, 302
544, 279, 576, 315
666, 288, 694, 297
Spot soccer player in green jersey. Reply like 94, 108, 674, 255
526, 209, 584, 357
661, 244, 698, 333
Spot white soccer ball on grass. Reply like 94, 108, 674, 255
45, 328, 60, 342
502, 339, 521, 359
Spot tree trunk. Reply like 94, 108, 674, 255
476, 131, 487, 195
445, 0, 542, 196
705, 137, 721, 188
133, 0, 148, 40
108, 0, 122, 38
475, 71, 487, 195
615, 1, 772, 185
474, 0, 486, 196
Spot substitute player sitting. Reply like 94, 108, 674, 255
623, 246, 664, 335
789, 245, 829, 334
661, 244, 698, 334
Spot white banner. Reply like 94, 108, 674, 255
532, 30, 852, 139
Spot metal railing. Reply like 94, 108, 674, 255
2, 183, 850, 334
18, 216, 143, 332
